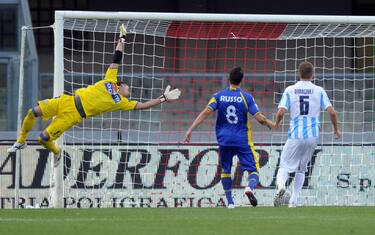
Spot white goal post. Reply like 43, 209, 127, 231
51, 11, 375, 208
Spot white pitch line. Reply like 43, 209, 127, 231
0, 217, 117, 222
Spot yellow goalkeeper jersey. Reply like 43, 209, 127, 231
75, 68, 138, 118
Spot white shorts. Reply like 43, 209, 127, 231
279, 138, 317, 173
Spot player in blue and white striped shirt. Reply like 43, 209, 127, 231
184, 67, 273, 208
273, 62, 341, 207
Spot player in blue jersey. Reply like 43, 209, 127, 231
184, 67, 273, 208
272, 62, 341, 208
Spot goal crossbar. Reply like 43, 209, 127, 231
56, 11, 375, 24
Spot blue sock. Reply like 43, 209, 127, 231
248, 172, 259, 191
221, 177, 234, 205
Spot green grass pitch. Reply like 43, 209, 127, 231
1, 207, 374, 235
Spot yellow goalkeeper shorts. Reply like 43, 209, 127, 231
38, 94, 82, 141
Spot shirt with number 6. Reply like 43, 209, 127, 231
278, 80, 332, 139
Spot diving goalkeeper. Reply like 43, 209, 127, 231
8, 24, 181, 164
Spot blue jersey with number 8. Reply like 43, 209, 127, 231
207, 87, 260, 147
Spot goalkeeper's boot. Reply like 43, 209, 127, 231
7, 142, 27, 153
288, 203, 297, 208
273, 187, 286, 207
119, 24, 127, 42
244, 186, 258, 207
53, 147, 62, 168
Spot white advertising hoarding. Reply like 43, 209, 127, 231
0, 144, 374, 208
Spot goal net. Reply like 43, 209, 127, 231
53, 12, 375, 208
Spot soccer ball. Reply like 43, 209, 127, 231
274, 190, 292, 206
280, 191, 291, 205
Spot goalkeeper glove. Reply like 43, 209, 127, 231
119, 24, 127, 43
159, 85, 181, 103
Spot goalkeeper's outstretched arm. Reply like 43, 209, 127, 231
135, 85, 181, 110
110, 41, 124, 69
110, 24, 127, 69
